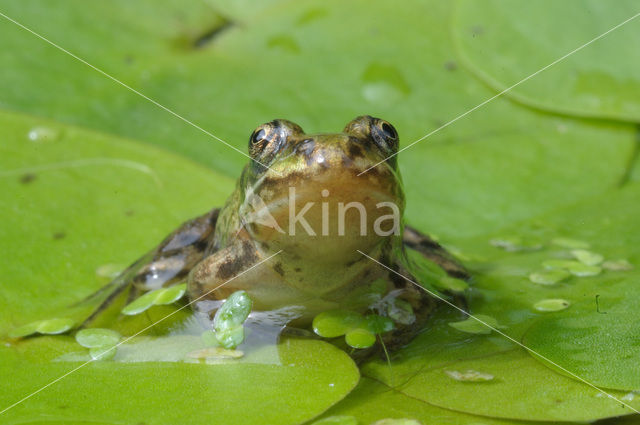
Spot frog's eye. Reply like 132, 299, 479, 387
250, 128, 269, 146
248, 124, 277, 158
371, 119, 399, 153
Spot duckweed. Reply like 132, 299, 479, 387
213, 290, 252, 349
89, 345, 117, 361
448, 314, 499, 335
566, 262, 602, 277
75, 328, 121, 348
570, 249, 603, 266
9, 317, 74, 338
313, 310, 396, 349
602, 259, 634, 271
529, 269, 570, 285
121, 283, 187, 315
445, 369, 494, 382
345, 328, 376, 349
533, 299, 571, 312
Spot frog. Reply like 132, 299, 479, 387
39, 116, 469, 353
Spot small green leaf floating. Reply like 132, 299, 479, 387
8, 317, 75, 338
566, 262, 602, 277
313, 310, 395, 349
345, 328, 376, 349
75, 328, 121, 361
310, 416, 359, 425
75, 328, 121, 348
570, 249, 604, 266
529, 269, 570, 285
89, 345, 117, 361
213, 290, 252, 349
490, 236, 543, 252
533, 299, 571, 312
602, 259, 634, 271
448, 314, 499, 335
121, 283, 187, 315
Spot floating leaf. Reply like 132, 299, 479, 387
345, 328, 376, 349
154, 283, 187, 305
75, 328, 121, 348
89, 345, 117, 361
533, 299, 571, 312
566, 262, 602, 277
313, 310, 364, 338
602, 259, 634, 271
570, 249, 604, 266
529, 269, 570, 285
121, 291, 159, 316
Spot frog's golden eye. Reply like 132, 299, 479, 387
250, 128, 269, 145
371, 119, 399, 153
379, 121, 398, 141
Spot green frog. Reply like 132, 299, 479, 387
63, 116, 468, 351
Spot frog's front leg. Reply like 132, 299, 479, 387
188, 235, 306, 315
78, 208, 220, 327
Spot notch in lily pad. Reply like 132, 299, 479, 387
213, 290, 253, 349
121, 283, 187, 315
9, 317, 75, 338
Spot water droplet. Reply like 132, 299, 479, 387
602, 259, 633, 271
551, 237, 590, 249
27, 126, 60, 142
529, 269, 570, 285
445, 369, 494, 382
266, 35, 300, 54
361, 63, 410, 104
533, 299, 571, 312
570, 249, 603, 266
566, 262, 601, 277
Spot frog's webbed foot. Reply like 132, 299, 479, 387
26, 209, 220, 335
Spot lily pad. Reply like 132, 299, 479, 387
75, 328, 121, 348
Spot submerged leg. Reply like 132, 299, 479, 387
403, 225, 469, 280
76, 208, 220, 327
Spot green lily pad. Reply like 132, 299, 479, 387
570, 249, 604, 266
121, 290, 161, 316
313, 310, 364, 339
453, 0, 640, 121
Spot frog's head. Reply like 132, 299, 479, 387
237, 116, 405, 275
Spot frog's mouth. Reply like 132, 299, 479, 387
243, 165, 404, 264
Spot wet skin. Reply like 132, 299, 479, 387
83, 116, 468, 350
